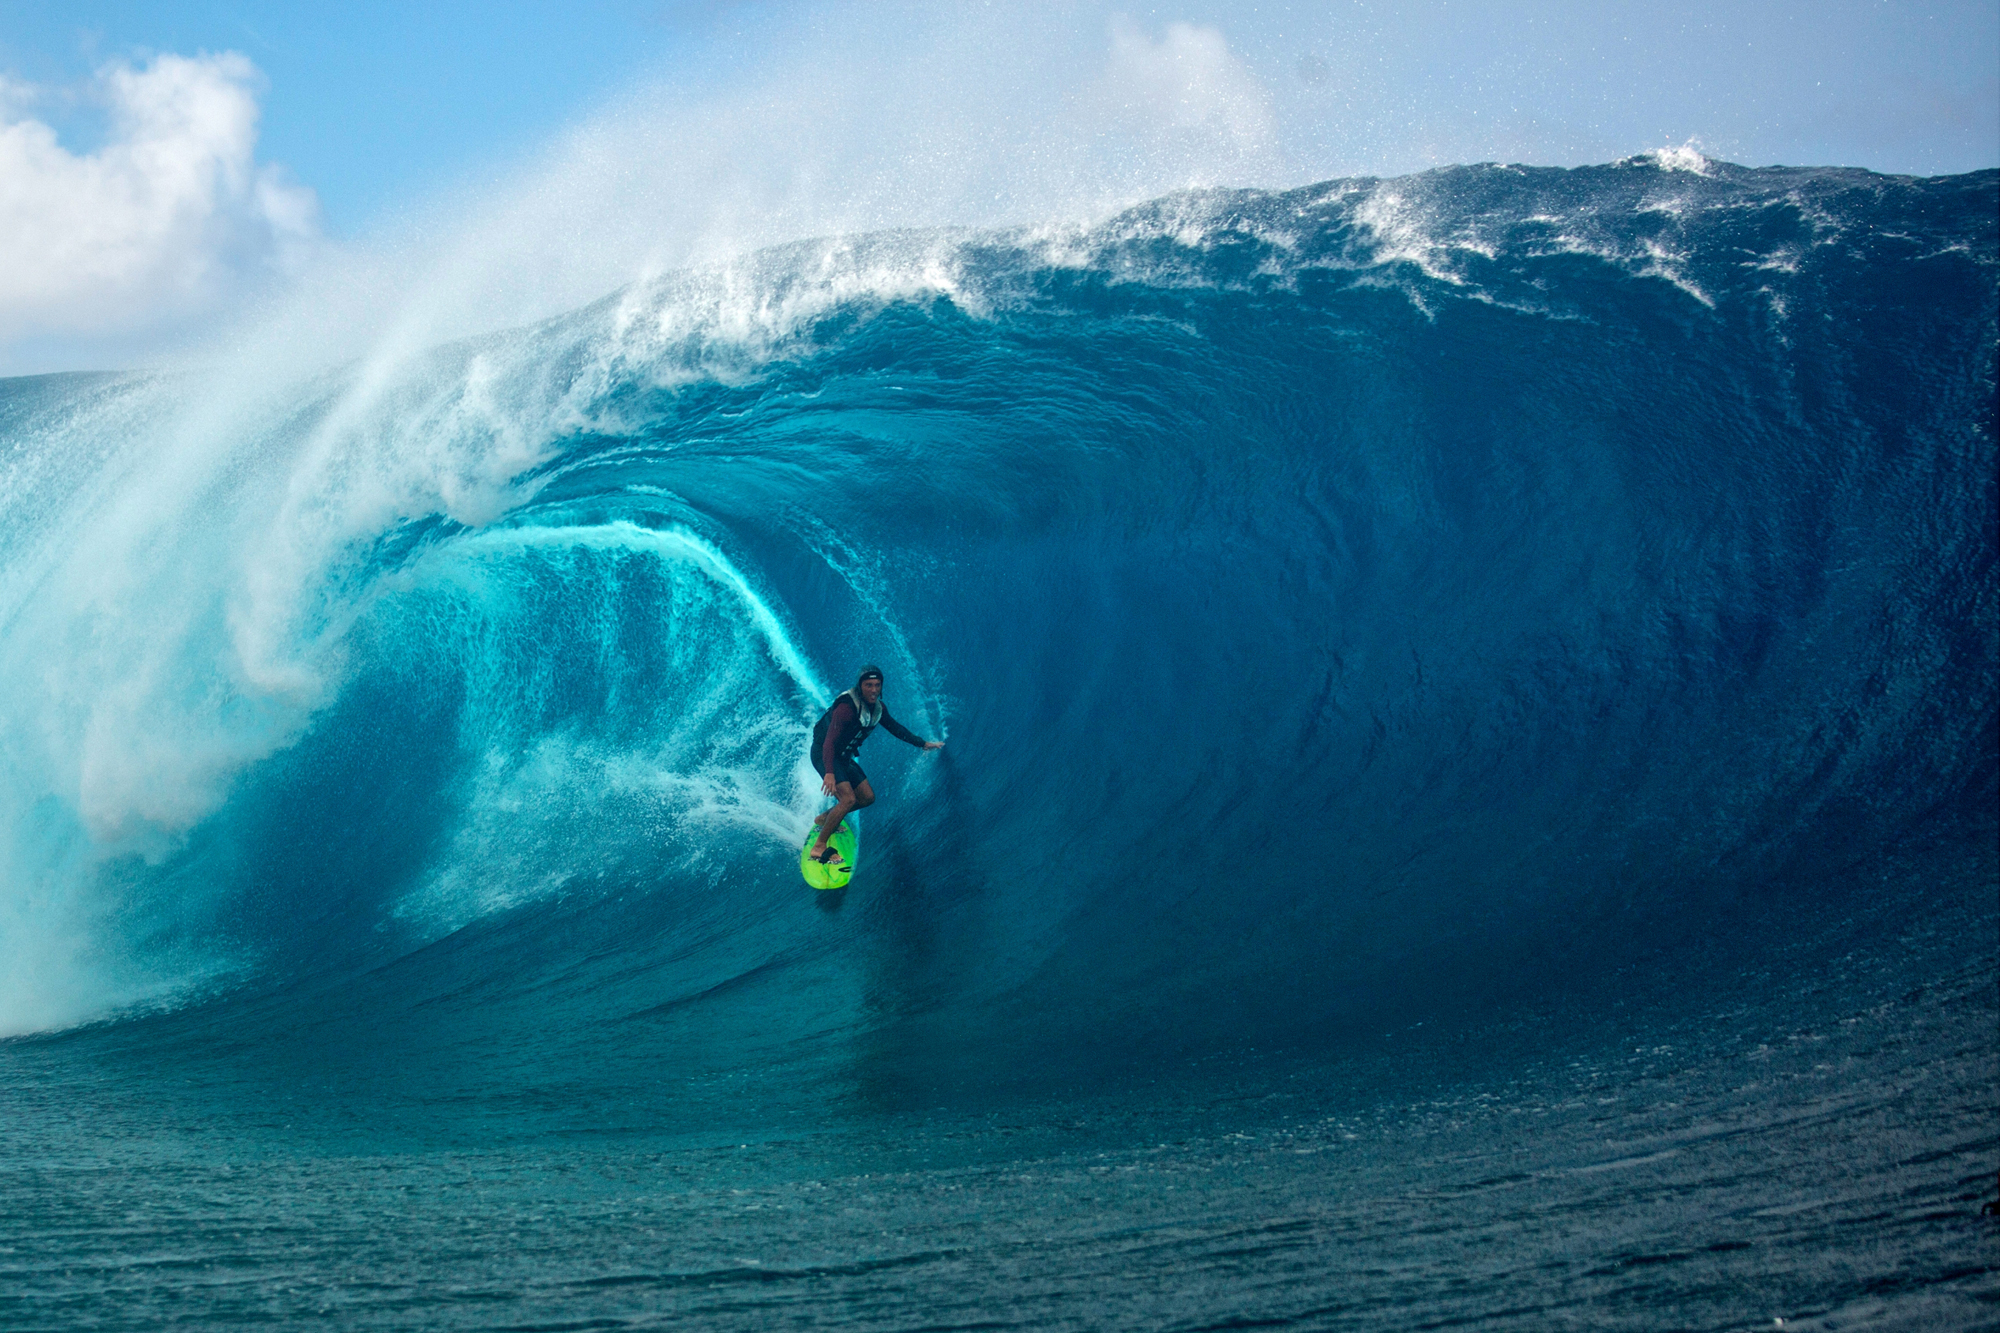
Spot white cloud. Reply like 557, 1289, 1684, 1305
0, 52, 319, 352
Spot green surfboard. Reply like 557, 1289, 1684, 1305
800, 821, 857, 890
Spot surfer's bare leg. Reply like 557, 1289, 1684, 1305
812, 782, 854, 839
811, 780, 875, 858
812, 784, 853, 842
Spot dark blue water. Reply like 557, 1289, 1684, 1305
1, 156, 1995, 1328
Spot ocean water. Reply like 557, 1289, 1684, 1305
1, 156, 1994, 1330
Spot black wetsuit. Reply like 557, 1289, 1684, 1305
812, 691, 926, 787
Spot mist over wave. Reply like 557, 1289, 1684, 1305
0, 159, 1992, 1116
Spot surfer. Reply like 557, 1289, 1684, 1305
808, 665, 942, 868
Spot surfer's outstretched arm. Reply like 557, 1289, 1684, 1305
879, 708, 943, 750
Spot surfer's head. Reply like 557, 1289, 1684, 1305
855, 665, 884, 705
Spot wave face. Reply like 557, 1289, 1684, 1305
0, 158, 1994, 1116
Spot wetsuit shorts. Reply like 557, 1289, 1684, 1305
822, 756, 867, 789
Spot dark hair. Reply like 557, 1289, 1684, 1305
855, 665, 885, 687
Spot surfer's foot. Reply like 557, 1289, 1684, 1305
813, 845, 845, 868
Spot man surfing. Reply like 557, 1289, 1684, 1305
808, 665, 942, 869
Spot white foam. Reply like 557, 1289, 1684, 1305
1635, 238, 1715, 308
378, 523, 834, 937
393, 739, 817, 937
1642, 145, 1713, 175
1749, 249, 1802, 274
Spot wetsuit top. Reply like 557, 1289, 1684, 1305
813, 690, 926, 776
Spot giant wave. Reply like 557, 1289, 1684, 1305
0, 157, 1992, 1124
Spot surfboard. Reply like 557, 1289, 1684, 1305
800, 820, 857, 890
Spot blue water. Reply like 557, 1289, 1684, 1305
1, 156, 1995, 1329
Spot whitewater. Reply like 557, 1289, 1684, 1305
1, 157, 1994, 1330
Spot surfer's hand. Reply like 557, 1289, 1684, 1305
821, 772, 836, 795
924, 740, 944, 751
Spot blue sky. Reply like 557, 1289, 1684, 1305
0, 1, 711, 233
1, 1, 1994, 372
